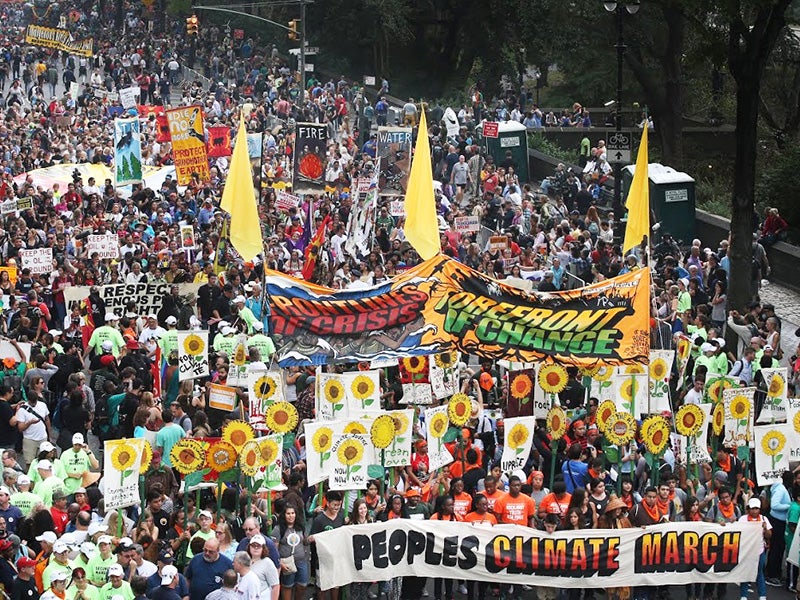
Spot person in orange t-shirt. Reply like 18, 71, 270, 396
481, 475, 507, 513
450, 478, 473, 520
493, 475, 536, 527
463, 494, 498, 525
537, 481, 572, 523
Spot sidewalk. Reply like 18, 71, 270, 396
759, 280, 799, 357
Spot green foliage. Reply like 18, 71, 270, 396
166, 0, 192, 17
756, 142, 800, 237
527, 133, 576, 164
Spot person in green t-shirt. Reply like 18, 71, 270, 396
32, 460, 65, 507
42, 540, 73, 589
99, 563, 133, 600
59, 433, 99, 495
86, 536, 116, 586
246, 322, 275, 362
186, 510, 216, 559
10, 474, 41, 516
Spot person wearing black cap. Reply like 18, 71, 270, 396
146, 549, 190, 598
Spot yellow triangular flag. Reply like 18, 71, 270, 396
220, 114, 263, 262
404, 109, 440, 260
623, 127, 649, 255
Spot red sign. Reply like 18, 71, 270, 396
483, 122, 499, 138
234, 29, 244, 40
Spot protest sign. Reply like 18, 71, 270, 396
276, 191, 301, 212
424, 405, 454, 471
19, 248, 52, 274
294, 123, 328, 188
0, 266, 17, 284
314, 520, 760, 590
64, 283, 202, 318
757, 367, 788, 424
723, 387, 755, 451
328, 433, 372, 490
86, 234, 119, 259
103, 438, 146, 510
754, 423, 792, 485
500, 417, 536, 473
208, 383, 237, 412
0, 340, 30, 362
248, 370, 286, 431
166, 105, 210, 185
389, 200, 404, 217
489, 236, 509, 251
25, 25, 93, 56
176, 331, 209, 381
376, 127, 411, 195
16, 197, 33, 211
381, 409, 414, 468
454, 216, 480, 234
114, 117, 142, 185
119, 86, 139, 110
180, 224, 196, 249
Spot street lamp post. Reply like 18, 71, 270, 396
603, 0, 638, 238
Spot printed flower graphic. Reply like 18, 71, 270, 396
239, 440, 262, 476
619, 377, 639, 413
222, 420, 255, 451
447, 393, 471, 427
794, 412, 800, 435
510, 373, 533, 401
206, 441, 238, 472
253, 375, 278, 403
171, 439, 206, 476
139, 440, 153, 474
183, 334, 205, 356
337, 438, 365, 480
761, 429, 786, 470
675, 404, 704, 437
508, 423, 530, 454
605, 412, 637, 446
402, 356, 427, 375
343, 421, 368, 434
768, 374, 785, 405
596, 400, 617, 433
729, 395, 751, 422
434, 352, 457, 370
546, 407, 567, 440
641, 416, 669, 455
649, 359, 668, 381
705, 377, 734, 404
538, 365, 568, 394
111, 442, 137, 472
351, 375, 376, 408
625, 364, 645, 375
323, 379, 346, 415
390, 411, 409, 451
312, 426, 334, 468
429, 411, 449, 453
371, 415, 396, 449
264, 401, 298, 434
677, 337, 691, 361
594, 366, 614, 383
579, 366, 600, 378
259, 438, 280, 467
712, 402, 725, 437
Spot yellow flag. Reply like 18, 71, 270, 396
622, 127, 650, 255
220, 114, 263, 262
404, 109, 440, 260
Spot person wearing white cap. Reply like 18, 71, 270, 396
231, 295, 257, 334
693, 342, 722, 378
28, 441, 67, 485
42, 538, 73, 588
154, 564, 181, 599
738, 496, 771, 600
72, 541, 98, 572
213, 325, 237, 358
100, 563, 133, 600
186, 510, 216, 560
87, 534, 116, 586
139, 314, 166, 361
9, 474, 40, 516
158, 315, 179, 360
39, 568, 69, 600
59, 432, 99, 496
33, 459, 65, 507
246, 321, 276, 362
87, 312, 125, 358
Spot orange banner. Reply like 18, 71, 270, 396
165, 105, 210, 185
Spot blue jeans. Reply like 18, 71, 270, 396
740, 552, 767, 598
280, 558, 309, 588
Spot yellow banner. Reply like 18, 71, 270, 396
25, 25, 93, 57
266, 255, 651, 367
166, 105, 210, 185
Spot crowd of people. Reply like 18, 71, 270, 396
0, 3, 797, 600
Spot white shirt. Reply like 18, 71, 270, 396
683, 387, 704, 405
15, 401, 49, 441
137, 559, 158, 578
244, 562, 275, 597
738, 513, 771, 553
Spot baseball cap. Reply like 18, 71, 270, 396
97, 535, 113, 545
75, 487, 86, 494
249, 534, 266, 546
53, 541, 69, 554
700, 343, 715, 353
35, 531, 57, 545
88, 522, 108, 536
165, 315, 177, 325
252, 321, 263, 332
52, 489, 67, 501
16, 475, 30, 486
405, 488, 421, 498
36, 459, 53, 471
105, 312, 119, 321
39, 441, 55, 453
101, 340, 114, 352
218, 320, 230, 329
116, 537, 134, 552
80, 541, 97, 557
161, 564, 178, 586
107, 564, 124, 577
49, 329, 62, 337
679, 278, 689, 288
16, 556, 36, 569
198, 510, 213, 519
233, 295, 246, 304
158, 549, 174, 563
748, 497, 761, 509
221, 326, 234, 335
50, 570, 69, 582
0, 486, 10, 496
0, 539, 11, 552
72, 433, 85, 445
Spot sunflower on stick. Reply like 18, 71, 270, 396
539, 364, 568, 410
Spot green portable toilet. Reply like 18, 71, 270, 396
480, 121, 529, 183
622, 163, 696, 245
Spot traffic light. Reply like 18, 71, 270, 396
186, 15, 199, 36
288, 19, 299, 40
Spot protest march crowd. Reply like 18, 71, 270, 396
0, 3, 798, 600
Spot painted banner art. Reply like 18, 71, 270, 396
293, 123, 328, 188
266, 255, 650, 367
166, 105, 210, 185
25, 25, 93, 56
377, 127, 412, 195
114, 117, 142, 185
314, 520, 760, 590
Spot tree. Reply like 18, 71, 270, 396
722, 0, 793, 312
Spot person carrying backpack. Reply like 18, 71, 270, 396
0, 343, 27, 404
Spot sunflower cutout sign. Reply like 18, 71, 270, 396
704, 376, 737, 406
506, 369, 535, 418
328, 433, 372, 490
177, 331, 209, 381
611, 372, 649, 416
399, 356, 430, 384
538, 365, 568, 415
783, 398, 800, 465
305, 420, 341, 485
247, 369, 285, 431
342, 370, 381, 412
104, 438, 147, 510
675, 333, 693, 389
430, 351, 460, 399
383, 409, 415, 467
425, 405, 454, 471
255, 434, 284, 489
500, 417, 535, 473
686, 403, 713, 465
757, 368, 788, 424
317, 372, 348, 420
400, 382, 434, 405
723, 387, 755, 453
648, 351, 674, 414
754, 424, 792, 485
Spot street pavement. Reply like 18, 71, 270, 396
760, 280, 799, 357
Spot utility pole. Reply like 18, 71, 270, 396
299, 0, 306, 88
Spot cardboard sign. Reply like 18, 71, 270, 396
389, 200, 404, 217
454, 215, 480, 234
180, 224, 196, 249
208, 383, 237, 411
276, 190, 301, 212
16, 197, 33, 211
19, 248, 52, 274
483, 121, 499, 138
119, 86, 140, 110
489, 235, 509, 251
86, 234, 119, 259
354, 178, 373, 194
